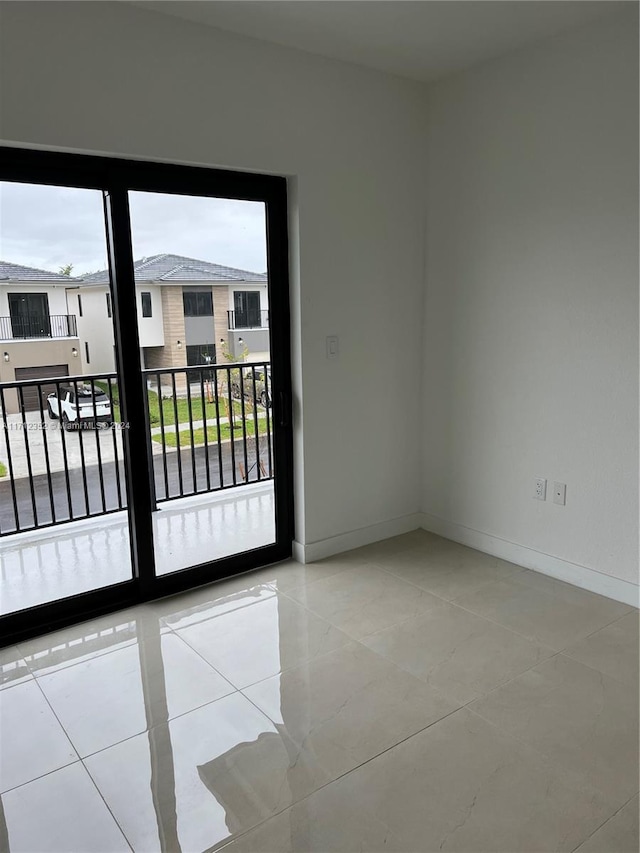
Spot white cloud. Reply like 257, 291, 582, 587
0, 182, 267, 276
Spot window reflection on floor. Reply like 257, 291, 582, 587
0, 482, 275, 614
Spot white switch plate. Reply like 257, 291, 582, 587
534, 478, 547, 500
326, 335, 339, 359
553, 482, 566, 505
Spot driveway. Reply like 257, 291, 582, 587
0, 411, 127, 479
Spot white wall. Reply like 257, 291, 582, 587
0, 1, 428, 548
136, 285, 164, 348
423, 8, 639, 588
67, 287, 115, 374
67, 283, 165, 372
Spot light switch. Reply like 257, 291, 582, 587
326, 335, 339, 359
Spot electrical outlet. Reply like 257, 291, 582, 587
534, 478, 547, 501
553, 482, 566, 505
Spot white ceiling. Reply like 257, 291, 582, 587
130, 1, 625, 82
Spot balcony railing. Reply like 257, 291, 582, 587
0, 314, 78, 340
227, 309, 269, 330
0, 363, 273, 536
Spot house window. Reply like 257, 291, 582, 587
141, 292, 152, 317
106, 292, 112, 318
186, 344, 216, 366
183, 290, 213, 317
84, 341, 90, 364
78, 294, 83, 317
8, 293, 51, 338
233, 291, 261, 327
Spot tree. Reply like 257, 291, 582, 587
59, 263, 74, 276
218, 338, 250, 425
219, 338, 249, 366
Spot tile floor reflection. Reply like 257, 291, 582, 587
1, 531, 638, 852
0, 482, 275, 615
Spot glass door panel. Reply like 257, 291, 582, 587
126, 191, 276, 576
0, 146, 292, 643
0, 181, 134, 615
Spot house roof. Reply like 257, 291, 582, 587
81, 253, 267, 285
0, 260, 77, 283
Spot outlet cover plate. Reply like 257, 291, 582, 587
534, 478, 547, 501
553, 482, 567, 505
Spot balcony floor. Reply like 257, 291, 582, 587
0, 482, 275, 616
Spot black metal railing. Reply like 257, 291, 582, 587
0, 362, 273, 536
144, 362, 272, 503
227, 309, 269, 330
0, 314, 78, 340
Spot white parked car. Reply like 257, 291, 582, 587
47, 384, 112, 429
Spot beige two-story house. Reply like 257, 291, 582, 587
66, 253, 269, 377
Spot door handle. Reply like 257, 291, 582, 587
278, 390, 289, 427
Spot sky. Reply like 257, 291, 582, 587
0, 182, 268, 277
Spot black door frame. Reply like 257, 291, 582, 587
0, 146, 294, 645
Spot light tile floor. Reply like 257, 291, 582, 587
1, 530, 638, 852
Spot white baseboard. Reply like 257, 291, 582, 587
293, 513, 422, 564
292, 540, 306, 564
420, 512, 639, 608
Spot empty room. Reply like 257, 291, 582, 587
0, 2, 638, 852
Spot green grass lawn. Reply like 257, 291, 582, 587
148, 393, 246, 426
95, 381, 245, 426
0, 461, 7, 478
152, 416, 268, 448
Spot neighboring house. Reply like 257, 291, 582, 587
67, 253, 269, 379
0, 254, 269, 410
0, 261, 82, 414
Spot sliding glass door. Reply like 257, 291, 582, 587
126, 190, 277, 579
0, 148, 293, 643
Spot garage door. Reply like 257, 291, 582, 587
14, 364, 69, 412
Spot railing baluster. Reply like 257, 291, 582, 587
171, 372, 183, 498
185, 370, 197, 496
89, 378, 107, 514
72, 378, 91, 516
55, 379, 74, 522
36, 381, 56, 525
227, 366, 237, 487
199, 369, 211, 493
0, 387, 20, 533
17, 386, 39, 530
265, 364, 273, 478
251, 365, 261, 482
156, 373, 169, 502
108, 377, 124, 510
213, 367, 223, 489
238, 366, 249, 483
